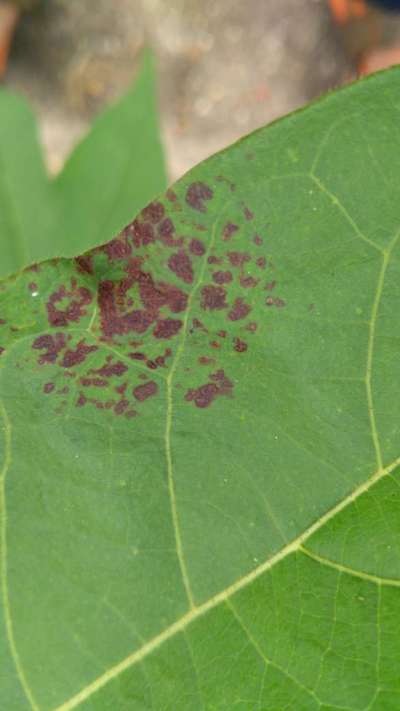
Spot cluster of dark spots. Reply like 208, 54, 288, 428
233, 337, 248, 352
243, 206, 254, 221
186, 182, 213, 213
256, 256, 266, 269
167, 251, 193, 284
222, 222, 239, 241
266, 296, 286, 308
60, 341, 98, 368
75, 255, 94, 275
228, 252, 251, 267
28, 282, 38, 292
246, 321, 258, 332
185, 369, 233, 408
75, 389, 137, 419
43, 383, 55, 394
212, 271, 232, 285
265, 280, 276, 291
240, 276, 258, 288
199, 356, 216, 365
142, 201, 165, 224
153, 319, 182, 339
80, 377, 108, 387
253, 235, 263, 246
103, 236, 132, 262
133, 381, 158, 402
47, 282, 93, 328
201, 285, 228, 311
189, 238, 206, 256
32, 333, 66, 364
228, 298, 251, 321
207, 255, 222, 265
152, 348, 172, 369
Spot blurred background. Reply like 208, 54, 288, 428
2, 0, 400, 182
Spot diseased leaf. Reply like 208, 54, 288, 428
1, 69, 400, 710
0, 51, 166, 279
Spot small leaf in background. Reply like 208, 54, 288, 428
0, 50, 167, 279
1, 68, 400, 709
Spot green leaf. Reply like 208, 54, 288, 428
0, 51, 166, 279
1, 68, 400, 710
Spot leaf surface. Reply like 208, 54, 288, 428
1, 69, 400, 710
0, 52, 166, 279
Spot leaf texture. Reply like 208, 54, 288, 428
1, 68, 400, 710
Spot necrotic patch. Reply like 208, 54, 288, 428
200, 285, 228, 311
133, 381, 158, 402
167, 251, 194, 284
185, 182, 213, 212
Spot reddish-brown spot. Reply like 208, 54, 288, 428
129, 352, 146, 361
189, 238, 206, 256
185, 369, 233, 408
0, 347, 4, 357
76, 393, 87, 407
246, 321, 258, 332
115, 381, 128, 395
153, 319, 182, 339
142, 202, 165, 224
168, 251, 193, 284
265, 280, 276, 291
75, 255, 94, 275
32, 333, 66, 365
186, 182, 213, 213
212, 271, 232, 285
228, 252, 251, 267
201, 285, 228, 311
190, 318, 208, 334
95, 361, 128, 377
104, 237, 132, 261
158, 218, 183, 247
47, 284, 93, 328
198, 356, 215, 365
80, 378, 107, 387
222, 223, 239, 241
217, 329, 227, 338
166, 189, 178, 202
133, 381, 158, 402
256, 256, 267, 269
253, 235, 263, 246
266, 296, 286, 308
240, 276, 258, 288
228, 298, 252, 321
43, 383, 55, 394
131, 220, 155, 248
114, 399, 129, 415
210, 340, 221, 349
60, 341, 98, 368
233, 337, 248, 352
207, 255, 222, 265
28, 282, 38, 292
243, 206, 254, 221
